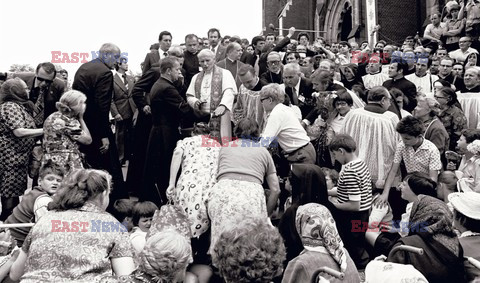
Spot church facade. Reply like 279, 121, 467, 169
262, 0, 446, 46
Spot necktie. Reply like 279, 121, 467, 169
211, 46, 215, 53
33, 90, 45, 127
163, 52, 168, 58
122, 74, 128, 89
292, 88, 299, 105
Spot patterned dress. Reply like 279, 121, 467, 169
437, 105, 467, 151
20, 202, 133, 282
42, 111, 84, 172
172, 135, 219, 238
0, 102, 36, 198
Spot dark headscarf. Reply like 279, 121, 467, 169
340, 63, 364, 90
0, 78, 35, 114
278, 164, 332, 261
409, 195, 460, 256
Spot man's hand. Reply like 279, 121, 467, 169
100, 137, 110, 154
287, 27, 296, 38
114, 114, 123, 121
212, 105, 227, 117
143, 105, 151, 115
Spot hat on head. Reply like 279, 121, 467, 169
446, 1, 460, 12
448, 192, 480, 220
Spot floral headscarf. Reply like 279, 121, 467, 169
295, 203, 347, 272
408, 195, 460, 256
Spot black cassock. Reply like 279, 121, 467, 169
141, 77, 193, 205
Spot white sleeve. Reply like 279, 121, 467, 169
33, 195, 53, 222
220, 70, 237, 111
186, 74, 199, 108
261, 110, 282, 146
130, 231, 147, 254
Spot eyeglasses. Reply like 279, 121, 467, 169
260, 97, 270, 103
434, 95, 448, 100
267, 60, 281, 65
36, 77, 54, 84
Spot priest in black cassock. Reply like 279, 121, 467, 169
216, 42, 246, 89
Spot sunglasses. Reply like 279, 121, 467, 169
36, 77, 54, 84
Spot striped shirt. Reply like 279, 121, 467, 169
337, 159, 373, 211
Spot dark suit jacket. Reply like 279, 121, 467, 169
214, 45, 227, 63
111, 73, 136, 119
260, 70, 283, 85
285, 77, 315, 118
142, 50, 160, 74
150, 77, 192, 127
258, 36, 291, 75
72, 58, 113, 140
13, 72, 65, 122
183, 50, 200, 87
132, 67, 161, 110
240, 51, 256, 66
383, 77, 418, 112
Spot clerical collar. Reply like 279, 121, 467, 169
227, 58, 236, 63
393, 76, 404, 81
466, 85, 480, 91
368, 70, 381, 75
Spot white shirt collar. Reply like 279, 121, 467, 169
294, 78, 301, 94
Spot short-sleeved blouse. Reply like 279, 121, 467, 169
20, 202, 133, 282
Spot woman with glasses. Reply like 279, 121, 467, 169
434, 87, 467, 151
0, 78, 43, 221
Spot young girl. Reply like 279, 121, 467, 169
130, 201, 158, 255
42, 90, 92, 172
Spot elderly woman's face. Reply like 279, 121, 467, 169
413, 99, 431, 118
70, 98, 87, 116
19, 80, 29, 97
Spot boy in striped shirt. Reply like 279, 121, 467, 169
329, 134, 373, 270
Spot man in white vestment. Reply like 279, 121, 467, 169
341, 86, 399, 186
186, 49, 237, 142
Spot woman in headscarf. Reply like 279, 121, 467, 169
0, 78, 43, 220
387, 195, 465, 283
340, 64, 364, 91
282, 203, 360, 283
434, 86, 467, 151
278, 164, 332, 262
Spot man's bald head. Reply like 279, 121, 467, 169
99, 43, 121, 69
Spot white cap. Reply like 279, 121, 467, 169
448, 192, 480, 220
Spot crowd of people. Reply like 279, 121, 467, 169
0, 1, 480, 282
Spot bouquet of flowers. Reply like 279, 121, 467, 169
312, 91, 338, 114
